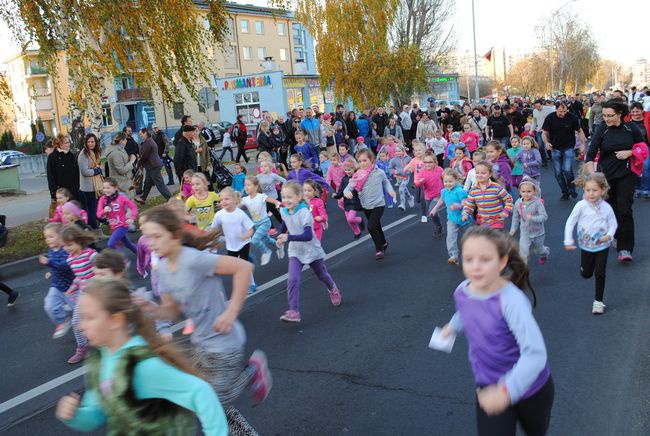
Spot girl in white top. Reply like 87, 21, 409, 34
564, 172, 617, 315
241, 176, 282, 266
464, 150, 486, 192
211, 187, 257, 294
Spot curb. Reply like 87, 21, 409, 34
0, 255, 43, 281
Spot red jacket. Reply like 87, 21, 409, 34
623, 112, 650, 144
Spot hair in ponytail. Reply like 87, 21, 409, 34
84, 278, 201, 378
461, 226, 537, 307
141, 205, 223, 251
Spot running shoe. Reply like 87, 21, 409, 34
53, 318, 72, 339
276, 245, 285, 260
248, 350, 273, 405
538, 256, 547, 265
398, 204, 405, 211
359, 220, 366, 233
375, 250, 385, 260
617, 250, 633, 263
592, 300, 606, 315
387, 204, 394, 209
67, 346, 89, 364
268, 228, 277, 236
383, 241, 389, 253
260, 252, 272, 266
7, 291, 19, 307
353, 233, 361, 240
328, 288, 342, 306
182, 319, 195, 335
570, 190, 578, 199
408, 197, 415, 208
280, 310, 301, 323
420, 216, 428, 223
560, 194, 569, 201
248, 284, 258, 294
447, 257, 458, 265
134, 196, 146, 205
433, 225, 443, 237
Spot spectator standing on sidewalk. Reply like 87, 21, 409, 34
232, 115, 249, 164
135, 128, 172, 205
174, 115, 193, 145
105, 133, 136, 199
77, 133, 103, 229
174, 125, 198, 179
199, 121, 218, 149
152, 125, 175, 185
47, 134, 80, 206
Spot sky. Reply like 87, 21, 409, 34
2, 0, 649, 67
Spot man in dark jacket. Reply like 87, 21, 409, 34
135, 128, 171, 204
504, 105, 526, 135
232, 115, 249, 163
199, 121, 218, 148
152, 125, 174, 185
174, 115, 193, 144
123, 126, 142, 194
174, 124, 198, 178
372, 107, 389, 138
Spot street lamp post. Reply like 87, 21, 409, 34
471, 0, 480, 102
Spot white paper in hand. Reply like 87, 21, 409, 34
428, 327, 456, 353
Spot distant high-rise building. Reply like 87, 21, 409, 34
632, 58, 648, 87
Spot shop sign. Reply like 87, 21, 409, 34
283, 78, 306, 89
324, 89, 334, 104
431, 76, 456, 83
223, 75, 271, 91
308, 79, 320, 88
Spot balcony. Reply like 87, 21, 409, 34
35, 96, 53, 111
26, 65, 48, 77
116, 87, 152, 102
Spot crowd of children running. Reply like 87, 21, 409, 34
4, 94, 648, 436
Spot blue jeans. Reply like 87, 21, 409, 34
551, 148, 576, 195
637, 156, 650, 195
44, 287, 72, 325
536, 131, 548, 165
109, 226, 137, 253
495, 137, 510, 148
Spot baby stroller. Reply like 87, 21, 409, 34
210, 148, 234, 190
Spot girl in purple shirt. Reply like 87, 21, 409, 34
441, 226, 554, 435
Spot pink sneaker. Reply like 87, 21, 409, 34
53, 317, 72, 339
67, 346, 89, 364
329, 288, 342, 306
248, 350, 272, 405
268, 228, 277, 236
280, 310, 301, 323
182, 319, 195, 335
538, 256, 547, 265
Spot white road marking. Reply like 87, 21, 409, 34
0, 214, 416, 415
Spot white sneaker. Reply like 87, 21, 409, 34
420, 216, 428, 223
260, 252, 272, 266
408, 198, 415, 208
592, 300, 606, 315
276, 245, 285, 260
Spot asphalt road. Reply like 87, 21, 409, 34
1, 167, 649, 435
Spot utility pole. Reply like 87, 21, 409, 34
471, 0, 480, 102
503, 46, 507, 96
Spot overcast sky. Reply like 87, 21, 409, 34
2, 0, 648, 67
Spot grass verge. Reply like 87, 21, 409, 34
0, 195, 169, 265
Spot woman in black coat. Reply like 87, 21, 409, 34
47, 134, 80, 203
345, 112, 359, 148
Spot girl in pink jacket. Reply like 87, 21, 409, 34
97, 177, 138, 253
415, 151, 444, 237
304, 179, 328, 241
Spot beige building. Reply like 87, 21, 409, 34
3, 50, 70, 140
3, 2, 317, 143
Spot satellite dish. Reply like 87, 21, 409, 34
113, 104, 129, 124
198, 87, 216, 107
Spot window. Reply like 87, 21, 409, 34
293, 26, 303, 45
102, 106, 113, 127
240, 19, 249, 33
258, 47, 266, 60
172, 102, 184, 120
278, 23, 286, 36
243, 47, 252, 61
280, 48, 288, 61
224, 45, 238, 69
235, 92, 261, 125
226, 18, 235, 39
294, 49, 304, 61
255, 21, 264, 34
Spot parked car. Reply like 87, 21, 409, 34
0, 150, 27, 165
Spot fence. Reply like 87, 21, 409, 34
14, 154, 47, 176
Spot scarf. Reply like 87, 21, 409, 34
105, 192, 119, 204
87, 151, 104, 197
350, 163, 376, 192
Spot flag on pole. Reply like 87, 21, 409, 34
484, 48, 493, 62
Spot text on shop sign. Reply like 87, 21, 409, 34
223, 75, 272, 90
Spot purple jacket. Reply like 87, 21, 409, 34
514, 149, 542, 179
287, 168, 331, 191
492, 154, 513, 189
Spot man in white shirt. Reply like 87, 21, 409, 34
400, 105, 413, 145
532, 99, 556, 167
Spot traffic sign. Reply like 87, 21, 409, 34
113, 104, 130, 124
35, 132, 45, 142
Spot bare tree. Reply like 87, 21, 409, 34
389, 0, 455, 68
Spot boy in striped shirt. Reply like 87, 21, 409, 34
462, 161, 513, 229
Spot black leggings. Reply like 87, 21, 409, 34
227, 243, 250, 260
235, 141, 249, 164
580, 248, 609, 301
363, 207, 386, 251
1, 281, 16, 296
476, 377, 554, 436
607, 173, 635, 253
267, 201, 283, 226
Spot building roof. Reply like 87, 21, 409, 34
195, 1, 295, 19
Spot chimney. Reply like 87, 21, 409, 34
262, 56, 276, 72
294, 59, 307, 75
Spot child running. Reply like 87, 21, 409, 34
405, 143, 427, 222
257, 159, 287, 226
513, 136, 542, 184
486, 140, 513, 191
449, 145, 474, 180
564, 171, 617, 314
231, 164, 246, 195
509, 177, 550, 264
241, 176, 282, 265
464, 150, 487, 192
440, 226, 554, 436
303, 179, 328, 241
414, 151, 444, 237
49, 188, 88, 224
97, 177, 138, 254
344, 149, 396, 259
276, 181, 342, 322
61, 225, 98, 364
429, 169, 472, 265
185, 173, 221, 231
140, 205, 271, 434
181, 169, 194, 200
377, 150, 395, 208
333, 159, 365, 240
211, 187, 258, 294
325, 152, 346, 192
462, 161, 513, 229
287, 153, 329, 191
389, 145, 414, 211
40, 223, 75, 338
507, 136, 525, 189
56, 279, 228, 435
